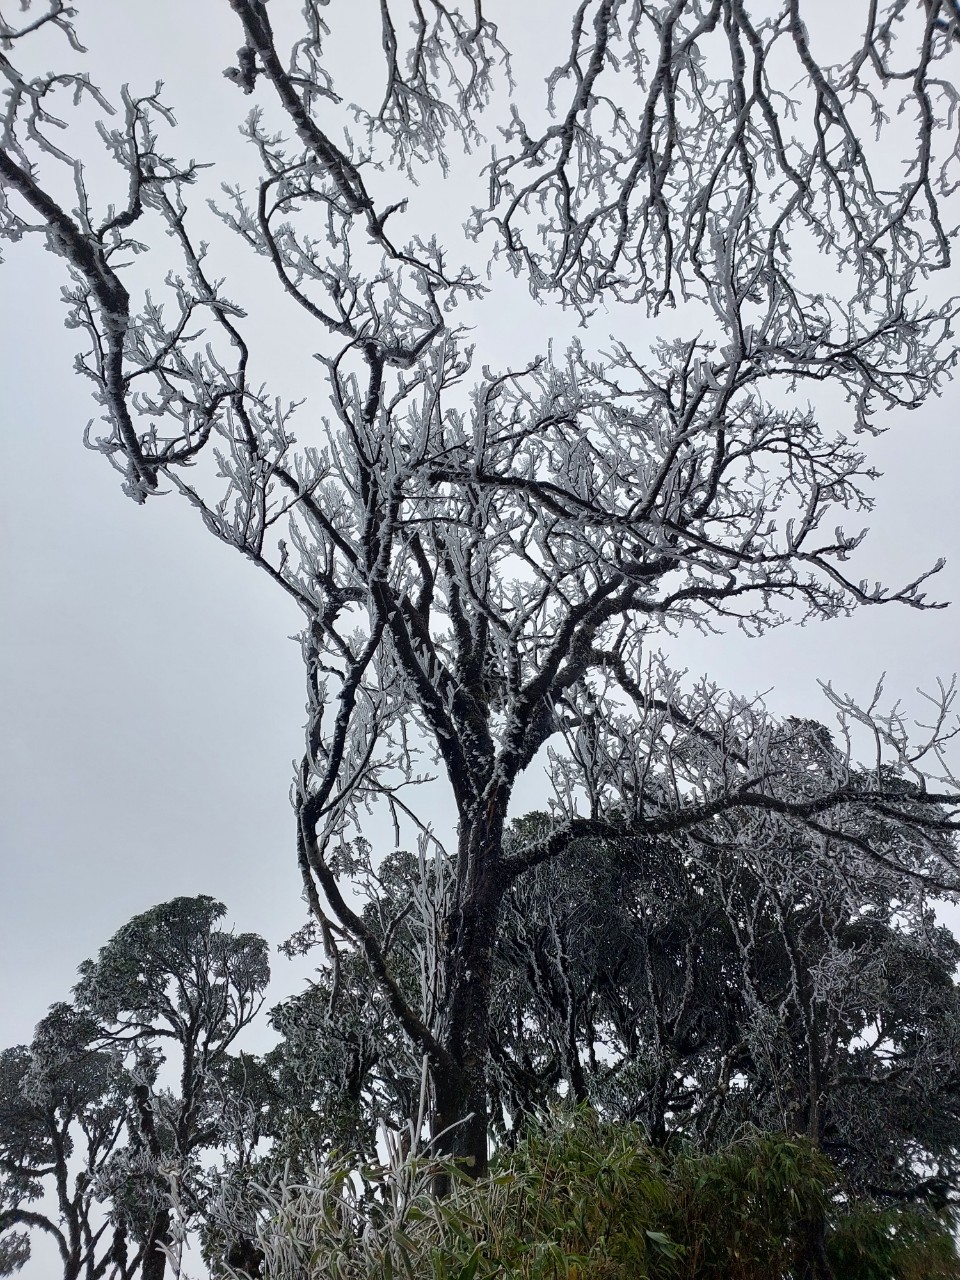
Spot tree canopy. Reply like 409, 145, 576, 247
0, 898, 269, 1280
260, 760, 960, 1206
2, 831, 960, 1277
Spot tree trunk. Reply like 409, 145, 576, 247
140, 1209, 170, 1280
431, 801, 508, 1179
798, 1212, 835, 1280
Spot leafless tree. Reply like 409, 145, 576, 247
3, 0, 960, 1176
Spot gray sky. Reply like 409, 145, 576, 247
1, 0, 959, 1241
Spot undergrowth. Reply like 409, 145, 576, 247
217, 1109, 960, 1280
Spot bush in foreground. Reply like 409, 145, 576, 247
216, 1109, 960, 1280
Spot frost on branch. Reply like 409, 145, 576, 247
475, 0, 960, 314
2, 0, 960, 1174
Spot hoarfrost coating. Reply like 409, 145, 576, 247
2, 0, 960, 1185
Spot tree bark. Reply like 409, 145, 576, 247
431, 800, 509, 1179
140, 1209, 169, 1280
798, 1212, 836, 1280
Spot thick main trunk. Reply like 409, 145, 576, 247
798, 1213, 835, 1280
432, 1052, 488, 1183
140, 1209, 170, 1280
431, 803, 508, 1179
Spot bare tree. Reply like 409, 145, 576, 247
3, 0, 960, 1176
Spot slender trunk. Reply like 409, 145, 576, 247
648, 1061, 670, 1149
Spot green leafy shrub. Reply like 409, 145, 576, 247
667, 1130, 832, 1278
827, 1202, 960, 1280
226, 1108, 960, 1280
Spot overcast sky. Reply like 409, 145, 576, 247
2, 0, 959, 1146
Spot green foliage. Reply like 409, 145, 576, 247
423, 1110, 682, 1280
74, 895, 270, 1047
230, 1109, 960, 1280
827, 1202, 960, 1280
415, 1113, 833, 1280
667, 1131, 832, 1279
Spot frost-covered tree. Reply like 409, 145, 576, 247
0, 1006, 134, 1280
0, 898, 269, 1280
258, 770, 960, 1209
265, 843, 435, 1166
498, 738, 960, 1208
3, 1, 960, 1174
72, 897, 270, 1280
